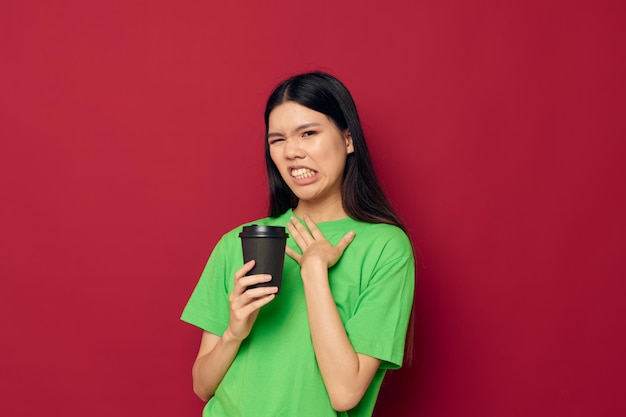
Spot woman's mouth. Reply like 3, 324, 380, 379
290, 167, 316, 180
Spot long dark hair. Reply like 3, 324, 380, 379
264, 71, 406, 233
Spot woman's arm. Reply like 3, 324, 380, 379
191, 260, 277, 401
286, 216, 381, 411
191, 330, 241, 401
301, 262, 381, 411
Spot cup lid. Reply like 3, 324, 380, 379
239, 225, 289, 238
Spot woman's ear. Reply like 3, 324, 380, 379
345, 130, 355, 154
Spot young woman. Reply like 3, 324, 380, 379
182, 72, 415, 417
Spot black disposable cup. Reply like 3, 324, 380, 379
239, 225, 289, 294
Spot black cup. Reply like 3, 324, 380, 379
239, 225, 289, 293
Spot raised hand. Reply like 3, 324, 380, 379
225, 260, 278, 341
285, 215, 355, 270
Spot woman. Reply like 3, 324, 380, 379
182, 71, 414, 416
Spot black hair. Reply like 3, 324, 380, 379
263, 71, 406, 233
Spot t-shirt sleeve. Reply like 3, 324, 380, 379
180, 235, 233, 336
344, 231, 415, 370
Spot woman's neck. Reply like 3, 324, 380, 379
293, 197, 348, 223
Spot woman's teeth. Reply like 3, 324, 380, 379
291, 168, 315, 179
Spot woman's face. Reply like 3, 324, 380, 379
268, 101, 354, 206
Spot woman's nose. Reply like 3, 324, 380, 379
284, 139, 305, 159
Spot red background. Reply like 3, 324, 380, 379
1, 1, 625, 416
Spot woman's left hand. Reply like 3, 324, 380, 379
285, 215, 355, 270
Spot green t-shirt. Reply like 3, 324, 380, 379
181, 209, 414, 417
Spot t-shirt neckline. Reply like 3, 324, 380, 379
282, 208, 358, 232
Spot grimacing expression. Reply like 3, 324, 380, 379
267, 101, 354, 205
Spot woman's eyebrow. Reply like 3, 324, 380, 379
294, 122, 322, 132
267, 122, 322, 139
267, 131, 283, 139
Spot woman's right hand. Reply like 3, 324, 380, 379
192, 261, 276, 401
224, 260, 277, 342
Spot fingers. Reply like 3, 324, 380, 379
236, 293, 276, 319
243, 284, 278, 297
286, 215, 355, 257
242, 287, 276, 306
336, 230, 356, 253
302, 215, 324, 241
230, 274, 277, 310
235, 259, 256, 280
228, 260, 279, 341
233, 260, 257, 296
287, 216, 316, 246
228, 284, 276, 341
233, 260, 275, 296
238, 274, 273, 290
285, 245, 302, 264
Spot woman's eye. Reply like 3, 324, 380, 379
269, 138, 284, 145
302, 131, 316, 137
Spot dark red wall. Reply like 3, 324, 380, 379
1, 1, 624, 416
